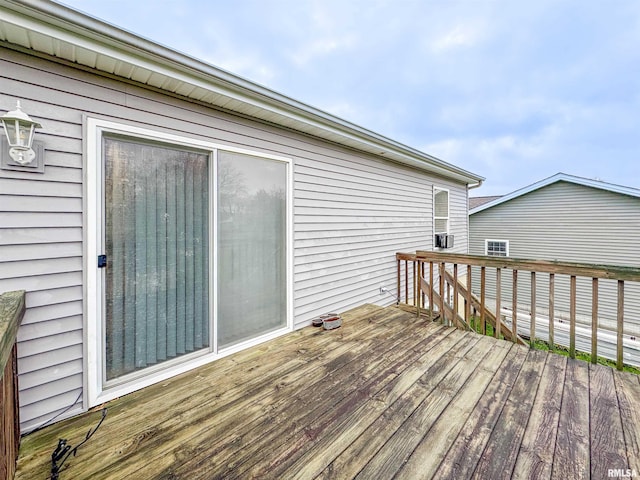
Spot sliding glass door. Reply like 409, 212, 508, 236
217, 151, 288, 348
97, 126, 289, 396
104, 137, 210, 381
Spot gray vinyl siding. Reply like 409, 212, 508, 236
469, 181, 640, 340
0, 46, 470, 431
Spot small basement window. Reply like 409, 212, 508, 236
486, 239, 509, 257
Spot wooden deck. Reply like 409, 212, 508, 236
16, 304, 640, 479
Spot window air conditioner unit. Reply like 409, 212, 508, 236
435, 233, 454, 249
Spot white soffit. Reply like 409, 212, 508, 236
0, 0, 484, 185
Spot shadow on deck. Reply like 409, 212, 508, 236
16, 304, 640, 479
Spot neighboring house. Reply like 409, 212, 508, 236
0, 1, 483, 432
469, 173, 640, 355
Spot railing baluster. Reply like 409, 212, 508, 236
530, 272, 536, 349
412, 260, 417, 308
429, 262, 434, 319
420, 261, 426, 308
512, 269, 518, 343
592, 277, 598, 364
466, 265, 472, 331
570, 275, 576, 359
404, 260, 409, 304
439, 262, 446, 326
495, 268, 501, 339
617, 280, 624, 371
453, 264, 459, 327
397, 258, 401, 305
415, 261, 420, 316
481, 266, 486, 335
395, 251, 640, 368
549, 273, 555, 352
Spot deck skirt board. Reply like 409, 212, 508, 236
14, 304, 640, 480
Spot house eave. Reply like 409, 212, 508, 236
0, 0, 484, 185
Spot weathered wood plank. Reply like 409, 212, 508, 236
613, 370, 640, 473
471, 349, 548, 479
511, 353, 567, 480
437, 346, 529, 479
96, 310, 443, 479
214, 325, 462, 480
393, 339, 513, 480
283, 329, 474, 480
17, 305, 398, 476
552, 358, 590, 480
14, 302, 640, 480
352, 335, 495, 480
589, 364, 628, 479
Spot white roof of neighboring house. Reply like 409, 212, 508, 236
470, 172, 640, 215
0, 0, 484, 186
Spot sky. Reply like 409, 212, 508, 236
60, 0, 640, 195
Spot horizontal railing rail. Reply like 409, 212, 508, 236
396, 251, 640, 371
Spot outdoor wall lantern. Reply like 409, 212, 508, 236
1, 101, 42, 166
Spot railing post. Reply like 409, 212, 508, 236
549, 273, 555, 352
530, 272, 536, 349
429, 262, 434, 319
617, 280, 624, 371
495, 268, 501, 339
512, 269, 518, 343
570, 275, 576, 359
453, 264, 459, 326
396, 258, 400, 306
480, 266, 486, 335
439, 262, 446, 326
465, 265, 472, 331
592, 278, 598, 364
591, 277, 598, 363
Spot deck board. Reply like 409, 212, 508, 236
15, 304, 640, 480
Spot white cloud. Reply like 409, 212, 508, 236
430, 24, 485, 53
289, 34, 358, 67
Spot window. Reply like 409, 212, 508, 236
486, 239, 509, 257
434, 187, 449, 234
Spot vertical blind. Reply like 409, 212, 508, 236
104, 137, 209, 380
217, 151, 287, 348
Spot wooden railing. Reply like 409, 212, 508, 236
0, 291, 25, 480
396, 251, 640, 370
